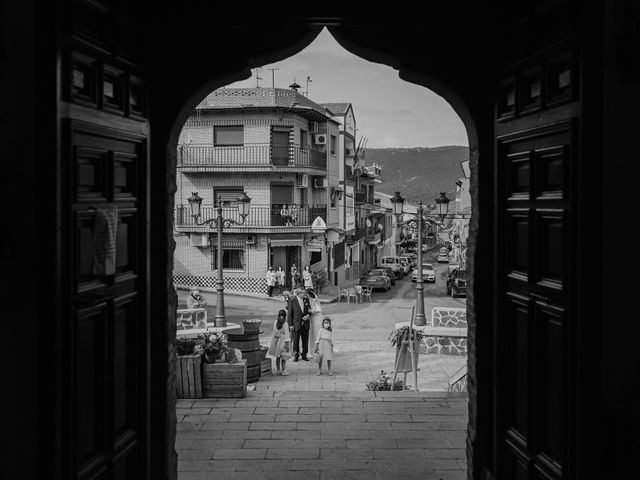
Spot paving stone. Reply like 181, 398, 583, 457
182, 414, 230, 423
196, 439, 244, 450
176, 408, 212, 415
321, 414, 367, 422
176, 449, 213, 460
210, 407, 255, 415
275, 414, 321, 422
270, 430, 321, 440
229, 414, 275, 423
249, 422, 297, 431
293, 439, 347, 449
345, 439, 398, 449
212, 449, 267, 460
232, 459, 294, 471
175, 430, 223, 440
320, 430, 370, 440
243, 439, 295, 449
266, 448, 320, 459
253, 407, 300, 415
366, 414, 413, 423
220, 430, 271, 440
320, 448, 373, 459
201, 422, 249, 431
177, 459, 236, 472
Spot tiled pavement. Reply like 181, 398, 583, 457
176, 350, 468, 479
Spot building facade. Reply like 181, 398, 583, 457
173, 87, 344, 293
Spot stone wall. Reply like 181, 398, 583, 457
431, 307, 467, 328
422, 336, 467, 355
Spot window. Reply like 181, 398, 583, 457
214, 126, 244, 146
330, 135, 337, 155
214, 188, 245, 206
310, 251, 322, 266
212, 248, 244, 269
300, 129, 307, 149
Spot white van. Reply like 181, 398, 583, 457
380, 256, 404, 278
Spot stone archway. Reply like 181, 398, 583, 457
163, 25, 482, 477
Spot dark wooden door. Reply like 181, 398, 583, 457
493, 41, 579, 479
58, 5, 150, 479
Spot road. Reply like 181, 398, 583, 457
177, 253, 465, 347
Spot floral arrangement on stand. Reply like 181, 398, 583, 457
388, 324, 426, 347
365, 370, 407, 391
194, 331, 231, 364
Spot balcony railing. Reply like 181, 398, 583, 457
355, 192, 367, 204
177, 144, 326, 169
347, 226, 368, 243
175, 204, 327, 228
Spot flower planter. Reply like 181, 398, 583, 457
176, 354, 203, 399
202, 359, 247, 398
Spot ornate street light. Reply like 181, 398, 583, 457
436, 192, 450, 221
187, 191, 252, 327
390, 191, 428, 326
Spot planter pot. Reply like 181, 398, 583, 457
202, 359, 247, 398
176, 354, 203, 399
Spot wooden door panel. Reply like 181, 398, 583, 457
496, 42, 577, 477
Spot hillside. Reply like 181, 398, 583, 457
364, 146, 469, 204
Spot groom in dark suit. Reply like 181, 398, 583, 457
287, 288, 311, 362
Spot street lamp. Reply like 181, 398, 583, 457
187, 191, 252, 327
435, 192, 450, 221
390, 191, 429, 326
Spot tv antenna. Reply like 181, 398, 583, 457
255, 68, 263, 88
266, 68, 279, 88
305, 75, 313, 97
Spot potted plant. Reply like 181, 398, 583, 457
389, 324, 425, 374
194, 331, 247, 398
175, 337, 203, 399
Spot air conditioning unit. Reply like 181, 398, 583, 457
313, 133, 327, 145
246, 235, 255, 245
309, 121, 319, 133
189, 233, 209, 247
314, 178, 328, 189
297, 174, 309, 188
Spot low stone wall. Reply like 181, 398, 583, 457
431, 307, 467, 328
422, 336, 467, 355
396, 321, 468, 357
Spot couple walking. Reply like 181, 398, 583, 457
268, 288, 334, 375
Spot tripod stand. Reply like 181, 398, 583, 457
391, 306, 419, 391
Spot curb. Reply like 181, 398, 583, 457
175, 285, 340, 304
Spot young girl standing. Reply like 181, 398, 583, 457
268, 309, 290, 375
314, 317, 334, 376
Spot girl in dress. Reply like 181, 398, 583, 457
313, 317, 334, 376
268, 309, 290, 376
303, 265, 314, 291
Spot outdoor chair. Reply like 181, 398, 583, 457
360, 286, 373, 302
347, 287, 359, 304
338, 287, 349, 302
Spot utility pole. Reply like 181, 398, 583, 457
267, 68, 279, 88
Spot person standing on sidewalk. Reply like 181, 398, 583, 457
303, 265, 314, 291
268, 309, 290, 375
314, 317, 334, 376
275, 265, 285, 295
265, 266, 276, 297
307, 290, 323, 354
287, 288, 311, 362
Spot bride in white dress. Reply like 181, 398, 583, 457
306, 290, 323, 353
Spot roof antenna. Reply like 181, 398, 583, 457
255, 68, 263, 88
289, 77, 301, 92
267, 68, 279, 88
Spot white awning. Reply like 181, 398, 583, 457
270, 238, 304, 247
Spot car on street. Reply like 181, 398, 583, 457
380, 256, 405, 279
399, 258, 412, 274
412, 263, 436, 282
437, 251, 450, 263
377, 266, 397, 285
399, 253, 417, 269
446, 268, 467, 297
360, 269, 392, 291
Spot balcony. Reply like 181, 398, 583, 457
175, 204, 327, 233
355, 192, 367, 204
346, 226, 368, 243
177, 144, 326, 171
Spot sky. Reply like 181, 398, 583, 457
225, 28, 468, 149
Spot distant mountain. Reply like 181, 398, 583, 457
365, 146, 469, 205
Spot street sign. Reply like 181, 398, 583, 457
311, 216, 327, 233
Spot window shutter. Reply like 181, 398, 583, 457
214, 188, 244, 204
214, 126, 244, 146
271, 185, 293, 205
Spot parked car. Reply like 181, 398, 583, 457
399, 258, 412, 274
377, 267, 396, 286
380, 256, 405, 279
412, 263, 436, 282
437, 251, 450, 263
360, 269, 392, 291
399, 253, 417, 269
446, 268, 467, 297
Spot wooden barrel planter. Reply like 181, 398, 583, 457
202, 360, 247, 398
227, 331, 262, 383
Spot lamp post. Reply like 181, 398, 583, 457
390, 191, 450, 327
187, 191, 252, 327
